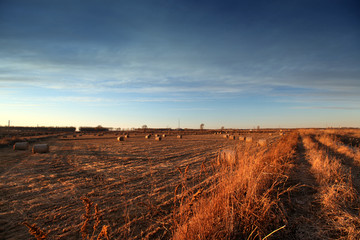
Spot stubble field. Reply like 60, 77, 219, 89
1, 129, 359, 239
0, 132, 278, 239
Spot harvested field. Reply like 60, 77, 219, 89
1, 129, 359, 239
0, 133, 278, 239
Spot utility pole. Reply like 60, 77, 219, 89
7, 120, 10, 135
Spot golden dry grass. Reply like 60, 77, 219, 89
317, 133, 360, 165
172, 132, 298, 239
301, 132, 360, 239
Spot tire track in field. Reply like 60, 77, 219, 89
283, 134, 324, 240
302, 133, 360, 239
335, 134, 360, 148
312, 135, 360, 194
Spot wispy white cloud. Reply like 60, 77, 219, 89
292, 106, 360, 110
0, 103, 41, 107
169, 107, 215, 111
127, 98, 193, 103
1, 39, 359, 104
50, 96, 108, 103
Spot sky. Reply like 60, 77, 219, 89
1, 0, 359, 129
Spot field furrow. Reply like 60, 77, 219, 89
300, 132, 360, 239
282, 134, 324, 239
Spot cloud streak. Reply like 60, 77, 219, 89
293, 106, 360, 110
2, 53, 359, 102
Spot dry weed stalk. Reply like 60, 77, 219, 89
97, 225, 110, 240
80, 197, 110, 240
23, 222, 48, 240
81, 197, 93, 239
92, 204, 101, 238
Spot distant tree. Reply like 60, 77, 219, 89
221, 126, 224, 131
142, 125, 148, 133
200, 123, 205, 130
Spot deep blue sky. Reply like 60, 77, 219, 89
1, 0, 359, 129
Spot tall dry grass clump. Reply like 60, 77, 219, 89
172, 132, 298, 239
317, 133, 360, 165
80, 197, 110, 240
302, 134, 360, 239
302, 136, 344, 185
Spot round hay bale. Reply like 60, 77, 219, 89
177, 135, 182, 139
124, 134, 129, 138
229, 135, 236, 140
155, 136, 162, 141
162, 134, 167, 137
13, 142, 29, 150
258, 139, 266, 146
117, 136, 125, 141
238, 136, 245, 141
218, 149, 236, 166
32, 144, 49, 154
246, 137, 253, 142
223, 134, 229, 139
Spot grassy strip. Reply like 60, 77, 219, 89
302, 134, 360, 239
